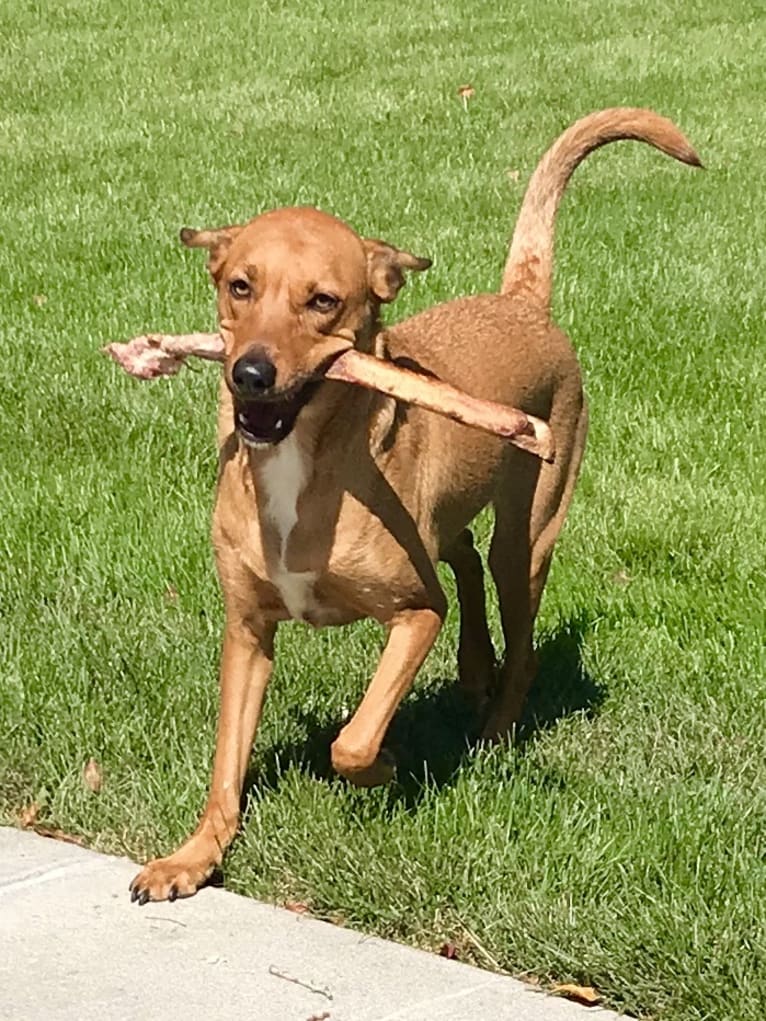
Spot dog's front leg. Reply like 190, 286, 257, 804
130, 618, 275, 903
331, 607, 443, 786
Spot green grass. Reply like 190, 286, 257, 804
2, 2, 765, 1018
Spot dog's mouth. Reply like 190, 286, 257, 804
234, 380, 319, 448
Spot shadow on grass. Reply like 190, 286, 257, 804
520, 615, 606, 740
244, 613, 605, 810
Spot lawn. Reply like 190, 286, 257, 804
2, 1, 765, 1018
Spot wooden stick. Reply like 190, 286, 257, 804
326, 348, 554, 461
103, 333, 225, 379
103, 333, 555, 461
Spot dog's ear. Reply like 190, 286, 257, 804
363, 239, 432, 303
180, 225, 243, 283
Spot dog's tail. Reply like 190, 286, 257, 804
500, 108, 702, 311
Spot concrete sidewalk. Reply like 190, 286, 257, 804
0, 828, 619, 1021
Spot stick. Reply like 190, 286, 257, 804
326, 349, 554, 460
103, 333, 555, 461
103, 333, 225, 379
267, 965, 333, 1001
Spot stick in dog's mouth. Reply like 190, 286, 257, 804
103, 332, 555, 462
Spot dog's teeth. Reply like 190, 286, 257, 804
275, 418, 283, 430
241, 434, 269, 449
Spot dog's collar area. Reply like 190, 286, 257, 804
234, 381, 319, 448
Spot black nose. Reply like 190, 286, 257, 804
231, 355, 277, 397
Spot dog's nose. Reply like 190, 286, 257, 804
231, 354, 277, 397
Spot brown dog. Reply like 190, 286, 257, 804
129, 108, 700, 903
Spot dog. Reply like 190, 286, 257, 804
129, 108, 700, 903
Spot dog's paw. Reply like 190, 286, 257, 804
331, 745, 396, 787
129, 853, 215, 905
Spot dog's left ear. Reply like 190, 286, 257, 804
363, 239, 432, 303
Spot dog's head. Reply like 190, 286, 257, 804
181, 206, 430, 449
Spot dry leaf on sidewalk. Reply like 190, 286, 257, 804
552, 983, 602, 1006
19, 803, 40, 828
83, 758, 103, 793
517, 972, 542, 986
284, 901, 310, 915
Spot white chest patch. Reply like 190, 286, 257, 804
257, 434, 317, 619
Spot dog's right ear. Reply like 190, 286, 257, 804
180, 225, 243, 284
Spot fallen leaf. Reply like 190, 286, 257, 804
457, 84, 475, 100
32, 294, 47, 307
32, 826, 86, 847
517, 972, 542, 986
19, 802, 40, 828
439, 942, 458, 960
82, 757, 103, 793
284, 900, 310, 914
306, 1013, 330, 1021
552, 984, 602, 1007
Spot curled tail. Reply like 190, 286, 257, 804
501, 107, 702, 311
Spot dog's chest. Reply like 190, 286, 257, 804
256, 436, 317, 620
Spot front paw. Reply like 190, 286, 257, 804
331, 743, 396, 787
129, 852, 216, 905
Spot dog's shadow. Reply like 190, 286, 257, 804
244, 614, 604, 810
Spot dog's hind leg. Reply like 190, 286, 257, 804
486, 400, 588, 743
483, 402, 587, 741
484, 498, 537, 740
442, 528, 496, 705
528, 400, 588, 623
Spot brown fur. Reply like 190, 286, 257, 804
130, 108, 700, 903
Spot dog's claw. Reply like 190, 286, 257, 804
129, 849, 219, 903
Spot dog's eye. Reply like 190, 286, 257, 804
307, 293, 339, 312
228, 278, 252, 300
